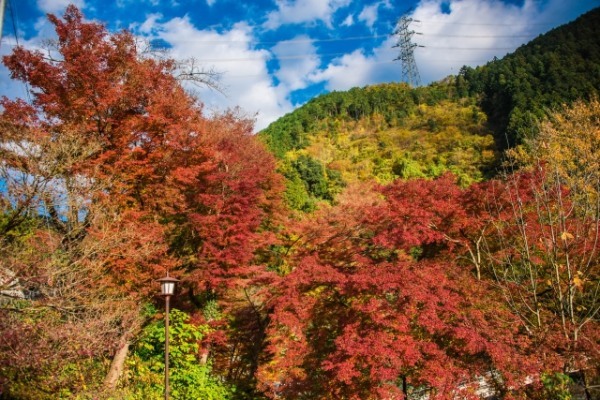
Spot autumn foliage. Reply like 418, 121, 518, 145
1, 5, 599, 400
0, 6, 282, 398
257, 179, 542, 399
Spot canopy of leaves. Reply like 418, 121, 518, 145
257, 178, 541, 399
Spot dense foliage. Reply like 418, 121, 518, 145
257, 179, 542, 399
122, 307, 233, 399
260, 83, 450, 158
0, 6, 281, 399
260, 83, 496, 210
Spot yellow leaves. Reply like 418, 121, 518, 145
529, 99, 600, 194
560, 231, 574, 241
573, 270, 586, 291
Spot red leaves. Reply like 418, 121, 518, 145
258, 177, 538, 399
1, 7, 285, 395
372, 173, 468, 253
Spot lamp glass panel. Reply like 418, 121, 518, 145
162, 281, 175, 295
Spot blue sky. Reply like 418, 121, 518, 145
1, 0, 599, 130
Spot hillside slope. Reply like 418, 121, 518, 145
259, 82, 496, 210
457, 7, 600, 148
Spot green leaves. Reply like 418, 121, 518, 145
124, 308, 234, 400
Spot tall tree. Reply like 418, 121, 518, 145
0, 6, 283, 398
464, 100, 600, 396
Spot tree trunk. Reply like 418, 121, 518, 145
581, 370, 592, 400
200, 341, 211, 365
103, 339, 130, 391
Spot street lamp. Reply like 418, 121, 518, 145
157, 274, 179, 400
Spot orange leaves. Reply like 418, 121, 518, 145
560, 231, 574, 242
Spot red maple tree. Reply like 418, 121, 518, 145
0, 6, 283, 396
258, 178, 540, 399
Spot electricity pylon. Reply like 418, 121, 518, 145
392, 16, 421, 87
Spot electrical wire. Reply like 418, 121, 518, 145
1, 8, 534, 70
160, 34, 390, 46
221, 55, 491, 79
6, 0, 32, 103
422, 46, 515, 50
151, 31, 536, 46
414, 19, 555, 27
7, 0, 19, 47
419, 33, 532, 38
165, 44, 516, 63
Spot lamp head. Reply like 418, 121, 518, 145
157, 275, 179, 296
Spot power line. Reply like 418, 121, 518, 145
0, 10, 527, 69
155, 34, 390, 46
223, 57, 491, 79
423, 46, 515, 50
6, 0, 31, 103
149, 31, 533, 46
421, 33, 532, 38
414, 19, 555, 27
176, 50, 366, 63
7, 0, 18, 46
143, 46, 514, 63
0, 39, 518, 64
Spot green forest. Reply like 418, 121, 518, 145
1, 5, 600, 400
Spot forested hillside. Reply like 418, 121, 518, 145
260, 7, 600, 210
456, 6, 600, 148
259, 82, 496, 210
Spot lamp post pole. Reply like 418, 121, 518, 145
164, 293, 170, 400
158, 275, 179, 400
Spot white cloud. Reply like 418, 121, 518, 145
358, 0, 392, 29
272, 36, 320, 93
306, 34, 399, 91
137, 15, 293, 131
263, 0, 351, 29
116, 0, 172, 8
358, 3, 379, 29
310, 50, 375, 90
37, 0, 85, 14
341, 14, 354, 27
138, 13, 163, 34
206, 0, 217, 6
